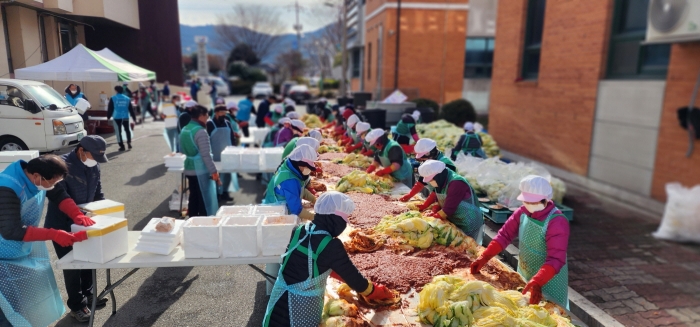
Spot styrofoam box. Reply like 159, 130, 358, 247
139, 218, 184, 239
261, 215, 299, 256
253, 205, 287, 215
216, 205, 253, 217
71, 216, 128, 263
240, 148, 260, 170
183, 217, 223, 259
221, 146, 244, 168
251, 127, 269, 145
222, 215, 262, 258
0, 150, 39, 163
78, 199, 124, 218
261, 148, 284, 171
164, 117, 178, 129
163, 153, 186, 168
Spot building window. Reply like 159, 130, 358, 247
607, 0, 670, 79
522, 0, 546, 80
367, 42, 372, 80
351, 49, 361, 78
59, 22, 78, 55
464, 38, 494, 78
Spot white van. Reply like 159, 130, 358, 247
0, 79, 85, 152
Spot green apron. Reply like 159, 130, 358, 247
180, 122, 218, 216
395, 118, 415, 137
263, 159, 305, 206
282, 137, 299, 158
517, 207, 569, 309
263, 126, 281, 148
461, 133, 486, 159
435, 170, 484, 245
263, 222, 332, 327
378, 140, 412, 185
349, 128, 360, 144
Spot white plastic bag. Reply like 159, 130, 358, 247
653, 183, 700, 243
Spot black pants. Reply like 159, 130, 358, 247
114, 118, 132, 145
53, 242, 94, 311
186, 175, 208, 217
392, 133, 411, 145
240, 124, 250, 137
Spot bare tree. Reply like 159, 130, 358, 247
304, 35, 333, 78
276, 50, 307, 81
306, 0, 343, 55
215, 4, 287, 61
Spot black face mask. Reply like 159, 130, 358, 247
432, 169, 449, 192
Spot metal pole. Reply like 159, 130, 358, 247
339, 0, 348, 97
393, 0, 401, 90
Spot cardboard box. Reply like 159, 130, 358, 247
261, 148, 284, 171
71, 216, 128, 263
183, 217, 223, 258
261, 215, 298, 256
221, 215, 261, 258
78, 199, 124, 218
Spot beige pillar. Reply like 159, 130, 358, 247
5, 6, 42, 70
0, 9, 10, 77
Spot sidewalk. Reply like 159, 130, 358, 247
557, 186, 700, 327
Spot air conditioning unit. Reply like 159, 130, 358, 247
645, 0, 700, 44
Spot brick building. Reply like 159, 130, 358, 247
489, 0, 700, 203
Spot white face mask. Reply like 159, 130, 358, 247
35, 176, 55, 191
524, 203, 545, 213
81, 152, 98, 168
70, 90, 77, 95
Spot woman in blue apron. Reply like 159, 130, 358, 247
391, 111, 421, 154
471, 175, 570, 309
364, 129, 412, 186
207, 106, 240, 203
450, 122, 486, 160
263, 192, 395, 327
179, 105, 220, 217
399, 138, 457, 202
0, 156, 88, 326
416, 160, 483, 245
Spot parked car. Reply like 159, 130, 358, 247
252, 82, 274, 98
288, 85, 311, 104
0, 79, 86, 151
281, 80, 298, 97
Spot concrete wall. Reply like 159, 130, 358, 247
44, 0, 73, 12
42, 16, 61, 61
6, 6, 43, 70
72, 0, 139, 29
589, 81, 666, 196
0, 9, 10, 77
467, 0, 496, 37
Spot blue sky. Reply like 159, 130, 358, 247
178, 0, 331, 33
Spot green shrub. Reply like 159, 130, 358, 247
322, 91, 336, 98
228, 62, 267, 82
439, 99, 476, 127
322, 79, 339, 90
229, 80, 255, 95
410, 98, 440, 115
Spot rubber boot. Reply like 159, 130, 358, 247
118, 142, 125, 151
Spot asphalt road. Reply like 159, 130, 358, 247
48, 98, 307, 327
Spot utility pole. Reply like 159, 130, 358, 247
293, 0, 303, 51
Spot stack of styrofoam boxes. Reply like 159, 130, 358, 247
164, 153, 186, 170
163, 105, 179, 129
182, 217, 223, 258
71, 216, 129, 263
253, 205, 299, 256
134, 218, 185, 255
0, 150, 39, 172
240, 148, 260, 171
217, 205, 258, 257
261, 148, 284, 171
251, 127, 270, 146
221, 146, 244, 170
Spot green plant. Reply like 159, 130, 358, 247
228, 63, 267, 82
229, 80, 256, 95
322, 78, 339, 90
323, 91, 336, 98
439, 99, 476, 127
410, 98, 440, 115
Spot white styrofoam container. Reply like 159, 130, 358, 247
78, 199, 124, 218
71, 216, 128, 263
221, 215, 262, 258
221, 147, 244, 168
163, 153, 186, 168
183, 217, 223, 258
164, 118, 178, 129
169, 200, 187, 211
261, 215, 299, 256
251, 127, 269, 145
240, 148, 260, 170
216, 205, 253, 217
261, 148, 284, 171
139, 218, 184, 239
0, 150, 39, 163
252, 205, 287, 216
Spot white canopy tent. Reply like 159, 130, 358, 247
95, 48, 156, 81
14, 44, 155, 82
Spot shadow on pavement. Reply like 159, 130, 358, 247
124, 164, 167, 187
102, 267, 197, 327
132, 196, 173, 231
246, 280, 269, 327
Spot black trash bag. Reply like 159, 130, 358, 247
677, 106, 700, 139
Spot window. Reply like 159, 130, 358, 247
0, 85, 28, 109
24, 85, 71, 108
522, 0, 546, 79
351, 49, 361, 78
59, 22, 78, 55
367, 42, 372, 80
607, 0, 670, 79
464, 38, 495, 78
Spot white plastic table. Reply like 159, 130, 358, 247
57, 231, 281, 327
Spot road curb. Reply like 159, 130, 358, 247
482, 225, 625, 327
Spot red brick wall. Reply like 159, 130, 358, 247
651, 42, 700, 201
488, 0, 613, 175
364, 12, 386, 97
350, 78, 361, 92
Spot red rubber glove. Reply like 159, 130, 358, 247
345, 143, 362, 153
365, 283, 394, 301
306, 186, 317, 196
523, 265, 556, 304
430, 211, 444, 219
323, 122, 335, 129
73, 231, 88, 242
23, 226, 82, 247
58, 198, 95, 226
399, 183, 424, 202
470, 241, 504, 274
366, 165, 377, 174
330, 271, 345, 282
431, 203, 441, 213
264, 116, 274, 126
375, 166, 393, 177
417, 192, 437, 211
400, 144, 414, 154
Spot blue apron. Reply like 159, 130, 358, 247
209, 120, 239, 195
0, 162, 65, 327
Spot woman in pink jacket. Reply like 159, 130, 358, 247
470, 175, 570, 309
